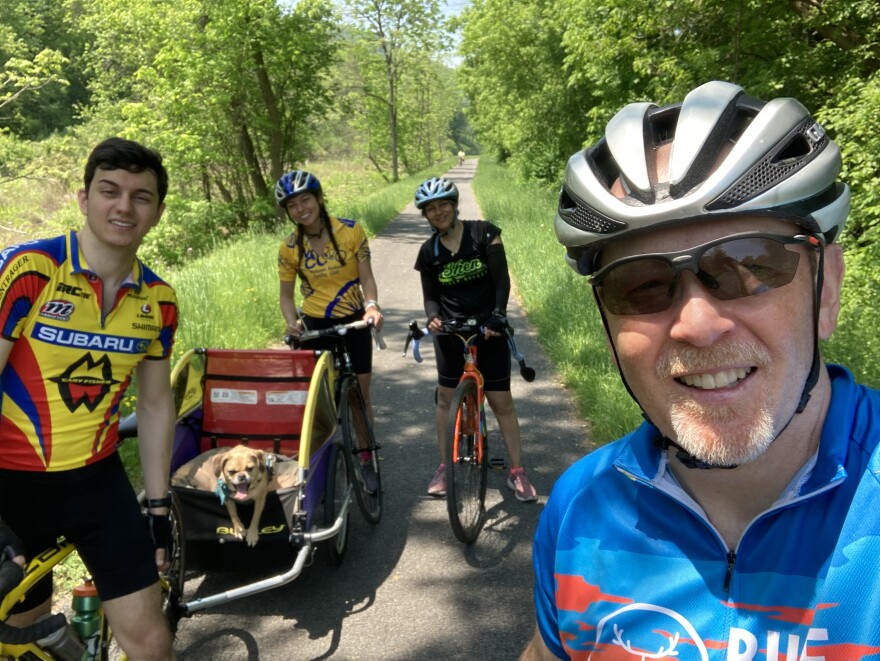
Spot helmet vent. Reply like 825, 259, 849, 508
558, 188, 628, 234
708, 120, 828, 210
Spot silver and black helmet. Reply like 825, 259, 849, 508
555, 80, 850, 275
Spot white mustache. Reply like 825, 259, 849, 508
656, 341, 770, 380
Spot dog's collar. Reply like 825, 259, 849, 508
215, 477, 232, 505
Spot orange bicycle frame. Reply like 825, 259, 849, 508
452, 338, 487, 465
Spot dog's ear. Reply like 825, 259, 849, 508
255, 449, 266, 473
213, 451, 229, 477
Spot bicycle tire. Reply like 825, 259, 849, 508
445, 378, 488, 544
338, 377, 383, 524
323, 442, 349, 565
161, 492, 186, 632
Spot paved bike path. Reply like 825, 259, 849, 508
172, 159, 593, 660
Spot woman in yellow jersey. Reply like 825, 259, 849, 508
275, 170, 383, 491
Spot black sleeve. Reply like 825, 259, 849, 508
419, 270, 442, 322
486, 242, 510, 314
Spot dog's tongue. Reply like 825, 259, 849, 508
232, 484, 249, 501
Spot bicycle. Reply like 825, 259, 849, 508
0, 501, 183, 660
403, 318, 535, 544
285, 318, 384, 525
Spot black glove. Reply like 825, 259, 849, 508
0, 522, 24, 562
484, 312, 508, 334
145, 512, 173, 556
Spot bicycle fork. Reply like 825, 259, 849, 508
452, 387, 485, 466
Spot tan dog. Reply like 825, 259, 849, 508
217, 445, 270, 547
171, 446, 301, 547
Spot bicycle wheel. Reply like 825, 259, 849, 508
161, 492, 186, 632
323, 442, 349, 565
445, 378, 488, 544
338, 376, 383, 524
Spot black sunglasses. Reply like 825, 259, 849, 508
590, 232, 821, 316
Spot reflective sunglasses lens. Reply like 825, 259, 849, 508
597, 236, 804, 315
598, 259, 676, 315
698, 238, 801, 301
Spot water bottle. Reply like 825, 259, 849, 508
71, 580, 102, 659
35, 613, 86, 661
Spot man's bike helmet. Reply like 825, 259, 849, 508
554, 80, 850, 276
275, 170, 322, 207
415, 177, 459, 210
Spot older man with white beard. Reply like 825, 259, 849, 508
522, 81, 880, 661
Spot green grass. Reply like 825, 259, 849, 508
471, 158, 642, 445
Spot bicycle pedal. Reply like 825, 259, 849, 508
489, 457, 507, 470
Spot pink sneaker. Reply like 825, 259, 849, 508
507, 467, 537, 502
427, 464, 446, 497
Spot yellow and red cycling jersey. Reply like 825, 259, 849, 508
0, 232, 178, 471
278, 216, 370, 318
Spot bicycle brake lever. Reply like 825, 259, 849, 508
507, 333, 536, 382
372, 327, 387, 351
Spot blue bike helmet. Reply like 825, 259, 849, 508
414, 177, 459, 210
275, 170, 322, 207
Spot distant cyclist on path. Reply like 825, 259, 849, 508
413, 176, 537, 502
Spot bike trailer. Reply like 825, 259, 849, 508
164, 348, 349, 615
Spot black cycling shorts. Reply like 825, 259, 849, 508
0, 453, 158, 610
300, 311, 373, 375
433, 332, 511, 391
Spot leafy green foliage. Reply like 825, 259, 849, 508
824, 239, 880, 387
0, 0, 88, 138
337, 0, 457, 180
456, 0, 590, 183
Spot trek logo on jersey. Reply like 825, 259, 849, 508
50, 352, 120, 413
34, 322, 150, 354
39, 299, 75, 321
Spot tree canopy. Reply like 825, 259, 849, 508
0, 0, 462, 261
456, 0, 880, 247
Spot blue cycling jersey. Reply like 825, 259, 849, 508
533, 365, 880, 661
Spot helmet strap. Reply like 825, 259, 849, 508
796, 239, 826, 413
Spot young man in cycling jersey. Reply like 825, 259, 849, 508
0, 138, 178, 659
522, 81, 880, 660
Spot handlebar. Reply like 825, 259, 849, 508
284, 318, 386, 351
403, 319, 536, 382
0, 559, 67, 644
